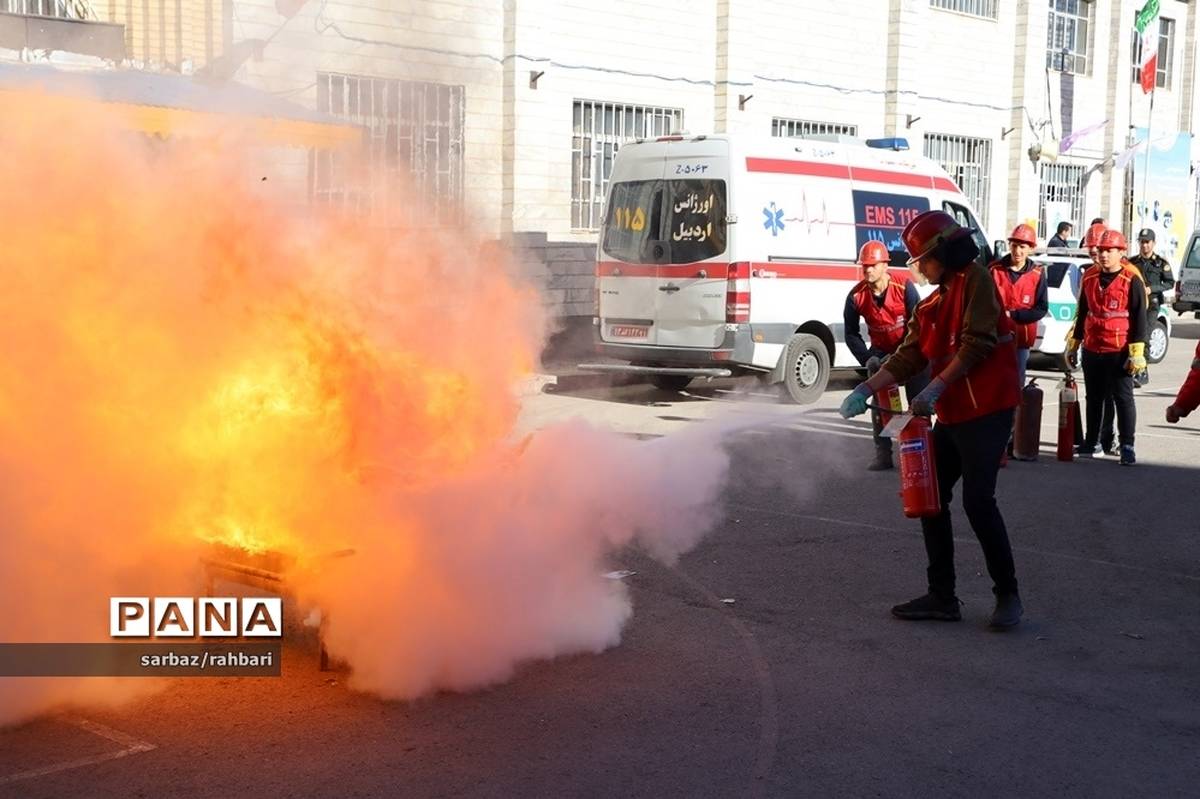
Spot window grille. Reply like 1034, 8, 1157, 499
924, 133, 993, 227
572, 100, 683, 231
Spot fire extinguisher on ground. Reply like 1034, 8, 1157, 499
897, 415, 941, 518
1013, 378, 1043, 461
1057, 372, 1079, 461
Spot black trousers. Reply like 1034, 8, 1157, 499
921, 408, 1018, 598
1082, 349, 1136, 448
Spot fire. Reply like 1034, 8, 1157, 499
0, 88, 729, 725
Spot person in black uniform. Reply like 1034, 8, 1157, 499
1128, 228, 1173, 385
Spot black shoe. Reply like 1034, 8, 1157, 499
867, 449, 893, 471
891, 592, 961, 621
1100, 437, 1115, 456
989, 593, 1023, 630
1120, 445, 1136, 466
1076, 445, 1095, 459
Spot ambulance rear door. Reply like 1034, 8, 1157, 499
653, 138, 732, 349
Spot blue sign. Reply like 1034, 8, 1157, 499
762, 202, 785, 236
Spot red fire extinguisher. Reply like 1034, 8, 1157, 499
1057, 372, 1079, 461
897, 415, 941, 518
1013, 378, 1044, 461
875, 385, 904, 426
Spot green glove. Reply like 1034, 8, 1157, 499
839, 384, 872, 419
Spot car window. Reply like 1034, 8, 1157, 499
1185, 237, 1200, 269
942, 201, 992, 264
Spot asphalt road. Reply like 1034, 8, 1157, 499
3, 323, 1199, 798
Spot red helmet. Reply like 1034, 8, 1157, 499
858, 240, 890, 266
1082, 222, 1106, 248
1008, 224, 1037, 247
1098, 229, 1128, 251
901, 210, 970, 264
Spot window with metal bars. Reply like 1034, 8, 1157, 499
1046, 0, 1093, 75
770, 118, 859, 139
923, 133, 993, 227
572, 100, 683, 231
1130, 17, 1174, 90
929, 0, 997, 20
1038, 163, 1085, 238
313, 73, 464, 225
1, 0, 94, 18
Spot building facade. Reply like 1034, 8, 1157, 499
4, 0, 1199, 318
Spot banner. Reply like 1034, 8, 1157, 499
1129, 128, 1192, 261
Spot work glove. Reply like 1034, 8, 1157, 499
839, 384, 872, 419
1064, 330, 1080, 371
1126, 342, 1147, 375
865, 355, 882, 374
909, 377, 947, 417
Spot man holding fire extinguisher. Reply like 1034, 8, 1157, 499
838, 210, 1023, 630
1066, 229, 1147, 465
843, 240, 922, 471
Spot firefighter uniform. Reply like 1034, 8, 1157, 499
1070, 231, 1147, 464
843, 241, 922, 471
990, 224, 1048, 392
840, 210, 1023, 629
1166, 340, 1200, 421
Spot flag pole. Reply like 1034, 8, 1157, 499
1141, 82, 1155, 232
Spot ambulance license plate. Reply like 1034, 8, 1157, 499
610, 325, 649, 339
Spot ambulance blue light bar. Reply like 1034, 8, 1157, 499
865, 138, 910, 151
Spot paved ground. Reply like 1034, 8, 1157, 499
3, 322, 1199, 798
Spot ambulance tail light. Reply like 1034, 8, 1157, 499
726, 262, 750, 323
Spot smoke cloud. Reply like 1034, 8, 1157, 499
0, 90, 730, 724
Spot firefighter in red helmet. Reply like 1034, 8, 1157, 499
990, 223, 1048, 407
1066, 228, 1147, 465
839, 210, 1023, 629
843, 239, 922, 471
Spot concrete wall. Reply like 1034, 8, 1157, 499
9, 0, 1200, 320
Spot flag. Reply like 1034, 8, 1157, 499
1135, 0, 1161, 94
1059, 119, 1110, 154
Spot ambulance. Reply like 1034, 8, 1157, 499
582, 133, 995, 403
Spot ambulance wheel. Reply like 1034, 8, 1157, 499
649, 374, 693, 392
1147, 319, 1168, 364
782, 333, 830, 404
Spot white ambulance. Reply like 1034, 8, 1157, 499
582, 133, 995, 403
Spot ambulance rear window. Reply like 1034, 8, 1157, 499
602, 179, 727, 263
666, 179, 727, 263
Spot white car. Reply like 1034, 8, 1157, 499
1031, 247, 1171, 363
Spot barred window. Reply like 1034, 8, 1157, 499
929, 0, 997, 20
0, 0, 94, 18
1130, 17, 1174, 90
313, 73, 464, 225
923, 133, 992, 227
1047, 0, 1093, 75
771, 118, 858, 139
572, 100, 683, 231
1039, 163, 1085, 238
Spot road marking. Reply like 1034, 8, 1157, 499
728, 502, 1200, 584
0, 717, 155, 787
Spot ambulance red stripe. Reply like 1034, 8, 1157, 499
745, 157, 961, 194
597, 260, 912, 282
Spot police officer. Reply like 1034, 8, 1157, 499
1129, 228, 1173, 384
839, 210, 1023, 630
843, 240, 921, 470
1067, 229, 1148, 465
